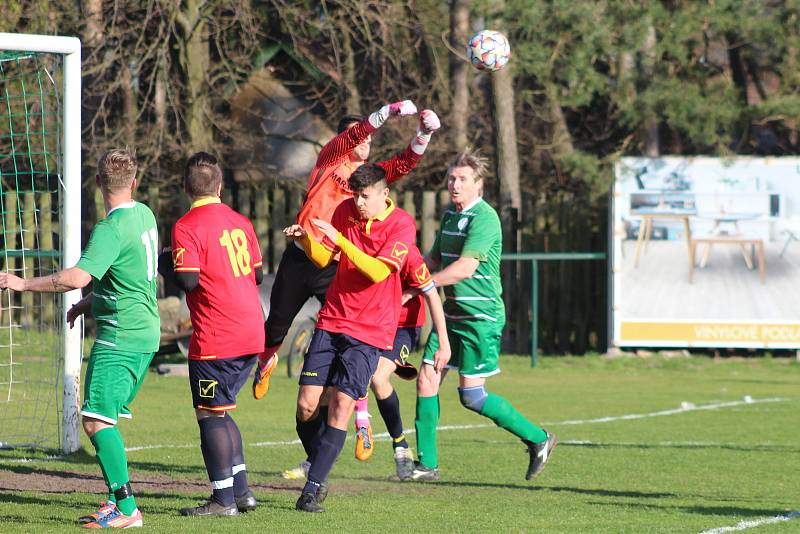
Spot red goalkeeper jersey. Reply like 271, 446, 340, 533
316, 198, 417, 349
295, 118, 421, 242
172, 198, 265, 360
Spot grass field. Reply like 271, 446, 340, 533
0, 354, 798, 533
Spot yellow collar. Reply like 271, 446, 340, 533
371, 197, 395, 222
364, 198, 395, 235
191, 196, 221, 209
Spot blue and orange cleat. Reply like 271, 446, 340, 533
82, 507, 143, 529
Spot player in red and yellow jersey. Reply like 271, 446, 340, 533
283, 163, 448, 512
163, 153, 264, 518
254, 102, 441, 401
351, 244, 451, 479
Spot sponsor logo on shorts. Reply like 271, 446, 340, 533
302, 371, 318, 377
198, 379, 218, 398
398, 344, 410, 365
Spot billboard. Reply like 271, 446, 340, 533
612, 157, 800, 348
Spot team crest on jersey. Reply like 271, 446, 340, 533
391, 242, 409, 261
457, 217, 469, 231
198, 379, 217, 399
172, 247, 186, 267
414, 263, 430, 284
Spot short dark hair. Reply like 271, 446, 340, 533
184, 151, 222, 197
337, 114, 363, 133
348, 163, 387, 192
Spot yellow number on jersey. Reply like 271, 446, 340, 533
219, 228, 252, 277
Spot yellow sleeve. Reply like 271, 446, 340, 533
337, 233, 392, 283
300, 234, 336, 268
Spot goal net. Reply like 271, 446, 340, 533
0, 34, 82, 453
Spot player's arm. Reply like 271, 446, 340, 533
67, 292, 93, 328
378, 110, 441, 185
170, 226, 202, 293
316, 100, 418, 168
311, 219, 392, 283
422, 286, 451, 372
431, 257, 480, 288
0, 266, 92, 293
284, 224, 336, 268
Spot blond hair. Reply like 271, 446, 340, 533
97, 148, 137, 191
448, 147, 489, 181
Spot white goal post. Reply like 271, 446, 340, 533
0, 33, 82, 453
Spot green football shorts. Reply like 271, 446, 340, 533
422, 319, 503, 377
81, 344, 154, 424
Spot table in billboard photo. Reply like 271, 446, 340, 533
613, 157, 800, 348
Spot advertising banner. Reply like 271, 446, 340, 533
613, 157, 800, 348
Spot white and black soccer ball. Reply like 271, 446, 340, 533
467, 30, 511, 72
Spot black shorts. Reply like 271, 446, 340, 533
189, 354, 257, 411
265, 243, 337, 347
299, 329, 380, 400
381, 327, 421, 363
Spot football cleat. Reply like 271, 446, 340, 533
252, 353, 278, 400
525, 431, 558, 480
316, 480, 329, 504
235, 489, 258, 513
78, 501, 118, 525
179, 498, 239, 517
295, 492, 325, 513
354, 424, 374, 461
82, 507, 143, 529
281, 460, 310, 480
406, 461, 440, 482
394, 447, 415, 481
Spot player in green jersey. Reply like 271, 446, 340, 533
403, 148, 557, 482
0, 148, 160, 529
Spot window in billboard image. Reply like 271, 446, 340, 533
612, 157, 800, 348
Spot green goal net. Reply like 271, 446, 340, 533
0, 36, 82, 453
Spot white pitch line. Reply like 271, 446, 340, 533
699, 511, 800, 534
0, 397, 788, 461
544, 397, 786, 426
128, 397, 788, 452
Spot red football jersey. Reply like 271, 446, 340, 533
398, 244, 433, 328
316, 198, 416, 349
172, 198, 265, 360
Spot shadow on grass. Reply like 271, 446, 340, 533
561, 442, 800, 454
589, 500, 794, 519
334, 474, 679, 500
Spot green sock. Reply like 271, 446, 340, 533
414, 395, 440, 469
480, 393, 547, 444
90, 427, 137, 515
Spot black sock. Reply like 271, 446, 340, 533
224, 415, 248, 497
303, 426, 346, 495
296, 405, 329, 460
377, 390, 408, 449
198, 417, 235, 507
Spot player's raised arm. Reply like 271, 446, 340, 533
315, 100, 417, 169
378, 109, 441, 185
285, 223, 337, 269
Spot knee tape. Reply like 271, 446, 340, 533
458, 386, 488, 413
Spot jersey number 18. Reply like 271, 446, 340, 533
219, 228, 252, 277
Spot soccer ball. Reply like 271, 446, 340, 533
467, 30, 511, 72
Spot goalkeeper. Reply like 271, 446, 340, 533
253, 101, 441, 406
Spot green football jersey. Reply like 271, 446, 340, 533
429, 197, 505, 324
76, 201, 161, 352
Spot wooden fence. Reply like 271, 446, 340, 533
2, 182, 609, 356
